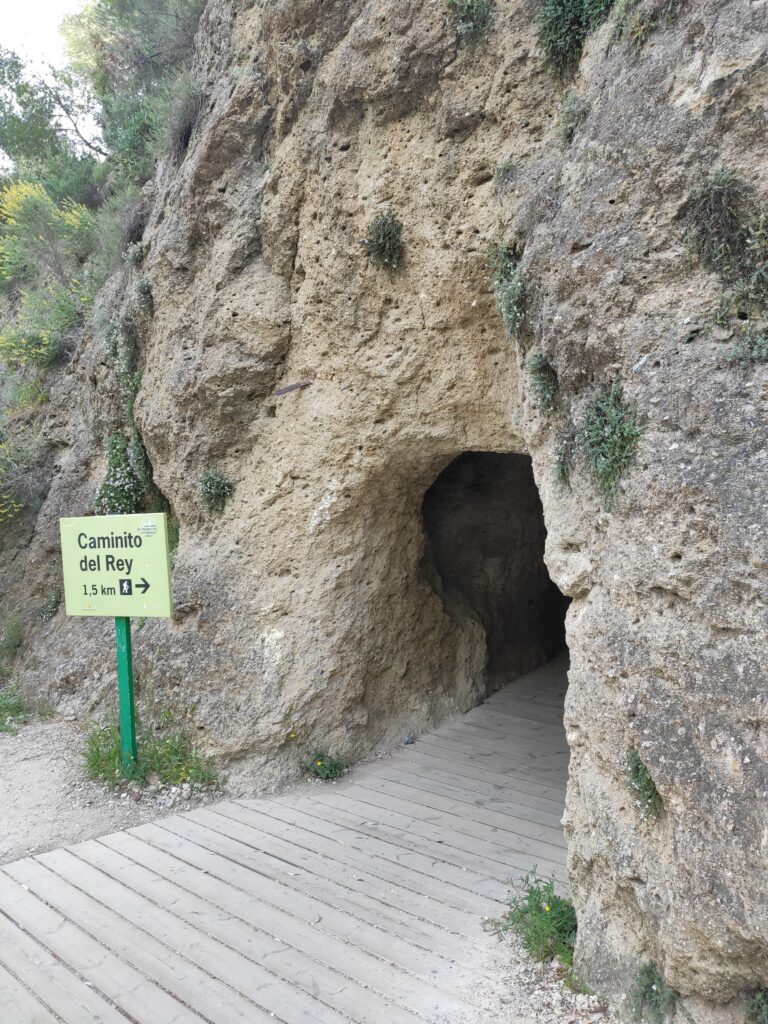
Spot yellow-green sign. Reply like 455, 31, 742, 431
59, 513, 173, 618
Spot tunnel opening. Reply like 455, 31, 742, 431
422, 451, 570, 694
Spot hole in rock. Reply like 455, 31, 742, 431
422, 451, 570, 692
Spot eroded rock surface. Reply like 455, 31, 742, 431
3, 0, 767, 1015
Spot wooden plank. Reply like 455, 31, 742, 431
0, 910, 129, 1024
413, 733, 569, 779
32, 849, 351, 1024
0, 962, 62, 1024
100, 830, 484, 995
0, 870, 204, 1024
74, 837, 452, 1024
421, 723, 570, 765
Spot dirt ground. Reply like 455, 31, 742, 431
0, 716, 213, 864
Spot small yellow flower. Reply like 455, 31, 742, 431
316, 760, 322, 766
544, 904, 551, 912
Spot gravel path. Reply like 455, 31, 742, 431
0, 717, 213, 865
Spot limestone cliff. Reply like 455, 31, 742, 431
3, 0, 767, 1015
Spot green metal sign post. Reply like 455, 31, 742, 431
59, 512, 173, 776
115, 616, 137, 770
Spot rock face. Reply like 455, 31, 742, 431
3, 0, 767, 1015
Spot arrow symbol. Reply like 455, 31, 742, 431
136, 578, 150, 594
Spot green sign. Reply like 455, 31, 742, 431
59, 512, 173, 618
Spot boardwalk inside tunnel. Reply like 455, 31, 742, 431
0, 658, 569, 1024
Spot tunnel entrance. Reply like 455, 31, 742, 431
422, 451, 569, 692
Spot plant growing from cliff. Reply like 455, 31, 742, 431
559, 92, 588, 145
150, 69, 205, 163
0, 614, 22, 665
538, 0, 615, 77
303, 751, 348, 780
446, 0, 495, 44
488, 241, 526, 337
494, 870, 577, 968
626, 748, 663, 819
38, 590, 62, 622
687, 169, 768, 311
526, 353, 559, 409
95, 433, 144, 515
363, 209, 404, 271
494, 157, 516, 193
745, 988, 768, 1024
613, 0, 685, 50
200, 469, 234, 515
631, 963, 679, 1023
555, 426, 577, 486
577, 381, 641, 510
725, 328, 768, 368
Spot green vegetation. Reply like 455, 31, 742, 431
488, 241, 525, 337
149, 70, 204, 164
538, 0, 615, 77
494, 870, 577, 968
559, 92, 588, 145
688, 169, 768, 313
613, 0, 684, 49
745, 988, 768, 1024
494, 157, 516, 192
626, 748, 663, 819
446, 0, 495, 44
0, 684, 27, 733
725, 327, 768, 367
577, 381, 642, 510
38, 590, 62, 622
363, 209, 404, 271
526, 353, 558, 409
0, 613, 22, 664
95, 432, 143, 515
200, 469, 234, 515
84, 719, 216, 787
631, 963, 678, 1023
303, 751, 348, 780
555, 426, 577, 487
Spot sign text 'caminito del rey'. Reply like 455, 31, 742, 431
59, 512, 173, 618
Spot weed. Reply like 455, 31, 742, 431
133, 276, 154, 316
538, 0, 615, 77
95, 433, 144, 515
494, 157, 516, 192
559, 92, 588, 145
725, 327, 768, 367
626, 748, 663, 819
150, 70, 205, 163
0, 615, 22, 663
488, 241, 526, 337
555, 427, 577, 487
613, 0, 685, 49
363, 209, 404, 271
446, 0, 495, 44
200, 469, 234, 514
631, 963, 678, 1023
577, 381, 642, 510
494, 869, 577, 967
746, 988, 768, 1024
124, 241, 144, 265
526, 353, 559, 409
84, 720, 216, 787
38, 590, 62, 622
0, 685, 27, 733
303, 751, 348, 780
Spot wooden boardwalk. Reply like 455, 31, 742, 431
0, 658, 569, 1024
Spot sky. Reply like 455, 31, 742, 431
1, 0, 88, 69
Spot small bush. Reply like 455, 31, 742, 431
613, 0, 684, 49
494, 869, 577, 967
363, 209, 404, 271
95, 433, 144, 515
446, 0, 495, 44
577, 381, 642, 510
488, 241, 526, 337
303, 751, 348, 780
150, 70, 205, 163
494, 157, 516, 192
84, 720, 216, 787
200, 469, 234, 514
124, 241, 144, 266
626, 748, 663, 819
559, 92, 588, 145
38, 590, 62, 622
526, 353, 559, 409
538, 0, 615, 77
555, 427, 577, 487
725, 328, 768, 367
0, 685, 27, 733
745, 988, 768, 1024
631, 963, 678, 1023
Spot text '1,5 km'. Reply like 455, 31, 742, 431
59, 513, 173, 618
